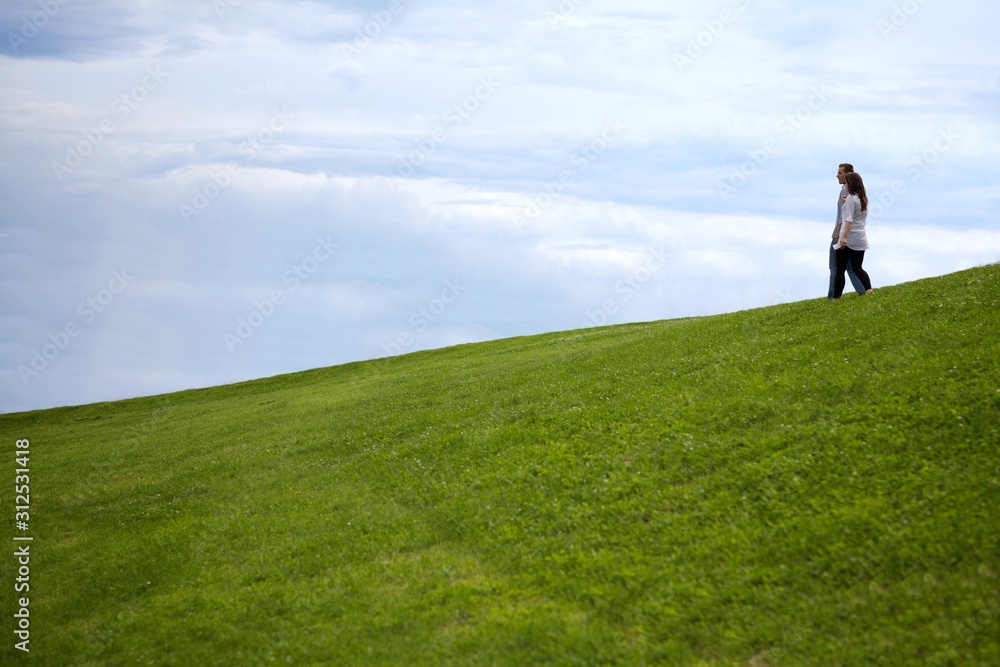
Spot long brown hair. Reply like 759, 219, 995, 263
845, 172, 868, 211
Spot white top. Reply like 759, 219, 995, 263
840, 194, 869, 250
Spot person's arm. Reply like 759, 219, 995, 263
839, 221, 852, 247
833, 192, 847, 239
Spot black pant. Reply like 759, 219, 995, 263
834, 247, 871, 298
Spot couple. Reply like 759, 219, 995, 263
828, 163, 874, 300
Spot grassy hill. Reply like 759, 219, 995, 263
2, 264, 999, 666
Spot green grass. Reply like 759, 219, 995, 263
2, 264, 999, 666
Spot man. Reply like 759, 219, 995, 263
829, 163, 866, 300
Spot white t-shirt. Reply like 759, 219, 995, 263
840, 194, 869, 250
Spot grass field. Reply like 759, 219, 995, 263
2, 264, 999, 666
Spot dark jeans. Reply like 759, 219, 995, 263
828, 243, 865, 299
833, 247, 872, 298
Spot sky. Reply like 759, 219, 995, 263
1, 0, 998, 414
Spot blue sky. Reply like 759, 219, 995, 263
1, 0, 998, 413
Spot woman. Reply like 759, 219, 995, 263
832, 171, 874, 298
